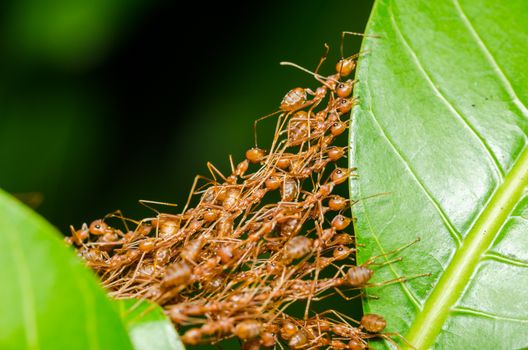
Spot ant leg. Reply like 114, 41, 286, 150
207, 162, 228, 183
352, 191, 392, 206
254, 110, 282, 147
362, 237, 421, 266
139, 200, 178, 215
268, 112, 290, 157
182, 174, 217, 214
133, 217, 157, 235
303, 220, 327, 319
318, 309, 359, 326
228, 154, 236, 175
364, 273, 431, 288
369, 256, 404, 268
340, 31, 381, 58
304, 247, 321, 319
374, 333, 416, 350
104, 209, 135, 232
333, 287, 362, 301
314, 43, 330, 75
116, 252, 146, 295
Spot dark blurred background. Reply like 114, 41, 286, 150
0, 0, 374, 233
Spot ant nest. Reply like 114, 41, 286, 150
68, 43, 404, 349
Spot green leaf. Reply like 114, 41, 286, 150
117, 299, 185, 350
0, 188, 133, 350
350, 0, 528, 349
3, 0, 148, 68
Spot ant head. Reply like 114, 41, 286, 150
327, 147, 345, 161
89, 219, 109, 235
280, 87, 307, 111
336, 79, 354, 98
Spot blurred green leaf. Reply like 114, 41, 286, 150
0, 188, 133, 350
3, 0, 146, 68
117, 299, 185, 350
351, 0, 528, 349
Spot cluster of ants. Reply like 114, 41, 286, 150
67, 34, 413, 350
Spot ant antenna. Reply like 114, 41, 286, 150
279, 62, 337, 88
139, 200, 178, 215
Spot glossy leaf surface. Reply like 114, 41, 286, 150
350, 0, 528, 348
0, 189, 133, 350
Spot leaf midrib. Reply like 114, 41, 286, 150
386, 0, 528, 347
404, 146, 528, 349
357, 0, 528, 348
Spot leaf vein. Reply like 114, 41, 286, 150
389, 3, 505, 180
365, 108, 463, 248
355, 162, 422, 311
483, 251, 528, 269
452, 306, 528, 323
453, 0, 528, 118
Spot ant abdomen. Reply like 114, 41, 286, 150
346, 265, 374, 287
260, 330, 276, 347
205, 274, 224, 290
181, 328, 202, 345
280, 320, 297, 340
217, 244, 238, 265
288, 330, 308, 349
284, 236, 313, 261
215, 217, 234, 237
335, 58, 356, 77
360, 314, 387, 333
246, 147, 266, 164
275, 156, 291, 169
162, 260, 192, 288
155, 248, 171, 265
203, 208, 219, 222
279, 217, 300, 237
265, 174, 282, 191
280, 87, 307, 111
281, 177, 299, 201
223, 188, 241, 209
234, 320, 262, 340
328, 195, 347, 211
330, 340, 348, 350
348, 338, 368, 350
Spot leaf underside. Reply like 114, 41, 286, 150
350, 0, 528, 349
0, 189, 133, 350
